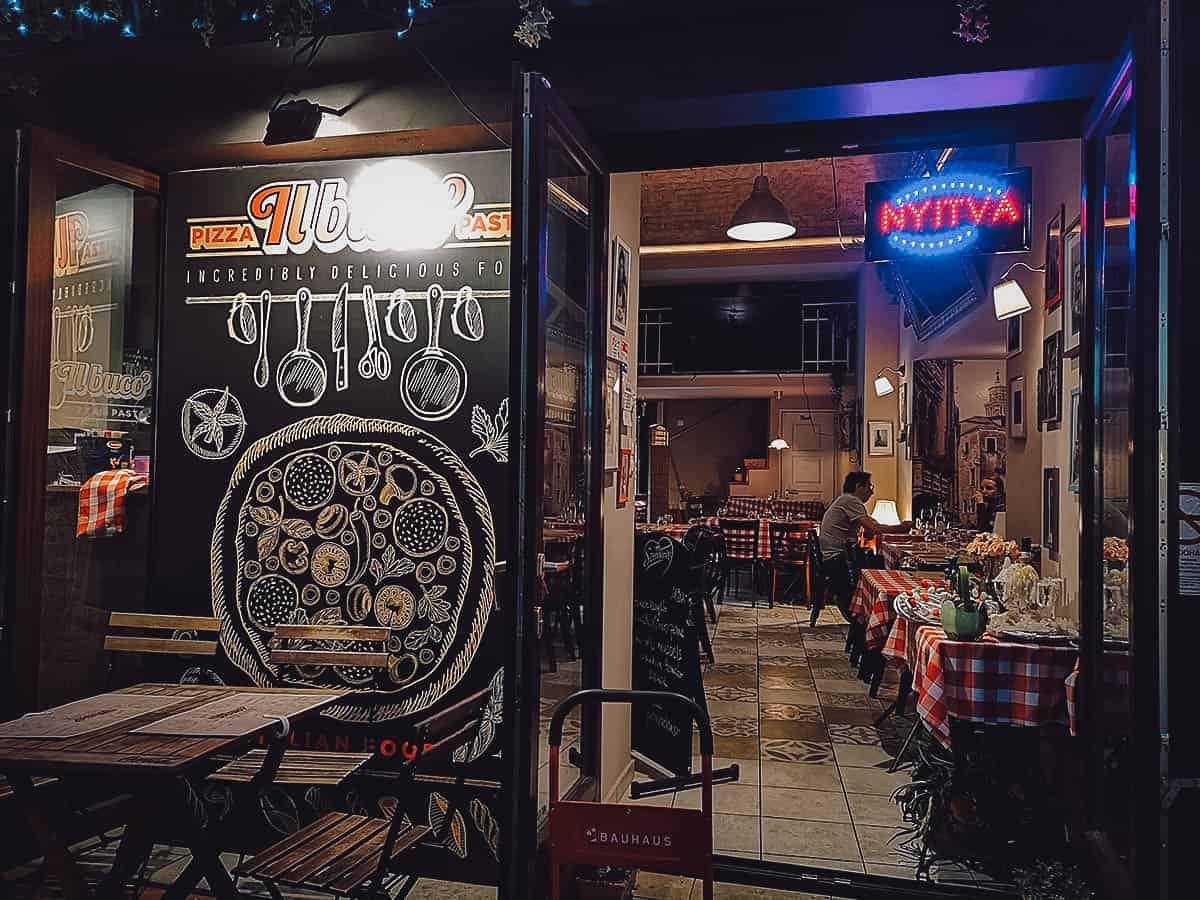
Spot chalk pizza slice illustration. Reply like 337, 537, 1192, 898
212, 414, 496, 723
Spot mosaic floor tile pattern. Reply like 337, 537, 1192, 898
624, 593, 994, 892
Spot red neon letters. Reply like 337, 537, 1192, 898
877, 190, 1022, 236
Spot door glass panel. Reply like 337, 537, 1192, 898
538, 126, 595, 811
43, 163, 159, 706
1096, 106, 1134, 863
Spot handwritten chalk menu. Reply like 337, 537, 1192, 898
632, 532, 707, 775
51, 184, 152, 431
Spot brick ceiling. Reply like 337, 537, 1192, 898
640, 154, 915, 246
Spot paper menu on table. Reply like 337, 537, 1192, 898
131, 691, 342, 737
0, 693, 185, 740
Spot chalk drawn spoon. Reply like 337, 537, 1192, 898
399, 283, 467, 422
276, 287, 327, 407
254, 290, 272, 389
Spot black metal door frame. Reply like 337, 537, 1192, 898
501, 67, 609, 900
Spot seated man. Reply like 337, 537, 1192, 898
819, 471, 912, 619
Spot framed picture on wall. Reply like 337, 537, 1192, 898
1042, 331, 1063, 427
610, 236, 631, 335
1044, 204, 1065, 310
617, 448, 632, 507
1063, 216, 1083, 356
1043, 467, 1060, 555
605, 358, 621, 471
867, 420, 894, 457
1006, 315, 1023, 357
1009, 375, 1026, 439
1069, 389, 1081, 492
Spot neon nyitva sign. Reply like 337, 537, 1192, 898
863, 167, 1032, 262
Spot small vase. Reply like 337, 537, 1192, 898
940, 599, 988, 641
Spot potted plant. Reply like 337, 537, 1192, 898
941, 564, 988, 641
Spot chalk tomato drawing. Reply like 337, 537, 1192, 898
212, 415, 496, 723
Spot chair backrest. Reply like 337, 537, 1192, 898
722, 496, 770, 518
806, 529, 825, 580
104, 613, 222, 657
268, 624, 390, 673
408, 685, 493, 768
771, 498, 826, 520
768, 520, 806, 561
718, 518, 758, 560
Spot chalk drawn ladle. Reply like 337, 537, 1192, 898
276, 287, 327, 407
253, 290, 272, 389
400, 284, 467, 422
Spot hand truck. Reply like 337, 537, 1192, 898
547, 689, 740, 900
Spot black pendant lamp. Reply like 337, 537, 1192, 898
726, 163, 796, 242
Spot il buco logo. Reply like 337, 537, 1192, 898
187, 168, 511, 256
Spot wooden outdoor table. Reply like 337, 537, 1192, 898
0, 683, 345, 900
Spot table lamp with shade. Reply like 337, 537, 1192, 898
872, 499, 901, 526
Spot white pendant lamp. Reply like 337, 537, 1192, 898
726, 164, 796, 242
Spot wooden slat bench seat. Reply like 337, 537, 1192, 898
104, 612, 222, 657
237, 686, 491, 899
238, 812, 431, 893
212, 624, 391, 789
209, 750, 374, 785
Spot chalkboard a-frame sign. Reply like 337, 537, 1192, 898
152, 152, 511, 871
632, 532, 707, 775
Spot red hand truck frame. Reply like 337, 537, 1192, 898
547, 689, 737, 900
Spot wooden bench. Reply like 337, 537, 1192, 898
238, 686, 491, 899
209, 624, 387, 787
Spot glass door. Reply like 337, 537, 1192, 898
502, 71, 608, 899
1078, 7, 1176, 894
2, 129, 160, 714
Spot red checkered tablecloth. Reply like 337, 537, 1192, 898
911, 625, 1078, 747
849, 569, 930, 624
755, 519, 815, 560
1065, 650, 1134, 736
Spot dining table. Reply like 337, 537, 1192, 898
849, 569, 944, 651
0, 683, 346, 900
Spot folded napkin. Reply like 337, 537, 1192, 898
77, 469, 149, 538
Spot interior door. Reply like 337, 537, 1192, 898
779, 410, 837, 500
0, 129, 160, 714
503, 71, 608, 900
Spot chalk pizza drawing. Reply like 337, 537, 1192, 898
181, 386, 247, 460
469, 399, 509, 463
276, 288, 328, 407
453, 667, 502, 764
400, 285, 468, 422
211, 415, 496, 723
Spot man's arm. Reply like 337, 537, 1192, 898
857, 514, 913, 538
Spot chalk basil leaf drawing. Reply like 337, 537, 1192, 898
469, 399, 509, 462
370, 545, 415, 585
280, 517, 315, 539
418, 585, 451, 623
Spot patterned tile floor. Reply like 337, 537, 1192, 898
624, 596, 988, 897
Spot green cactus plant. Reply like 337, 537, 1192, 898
941, 564, 988, 640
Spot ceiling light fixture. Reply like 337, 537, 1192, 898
873, 364, 905, 398
726, 163, 796, 242
992, 261, 1045, 320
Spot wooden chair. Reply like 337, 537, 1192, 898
237, 686, 492, 900
767, 521, 807, 607
208, 624, 386, 786
717, 518, 759, 604
104, 612, 222, 687
805, 529, 828, 627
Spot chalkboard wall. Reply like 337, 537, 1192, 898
152, 151, 511, 871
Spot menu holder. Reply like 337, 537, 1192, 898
131, 691, 342, 738
0, 693, 185, 740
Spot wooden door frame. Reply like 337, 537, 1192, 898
6, 128, 159, 712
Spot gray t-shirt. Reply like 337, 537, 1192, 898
819, 493, 868, 559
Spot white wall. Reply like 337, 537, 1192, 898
600, 174, 640, 800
